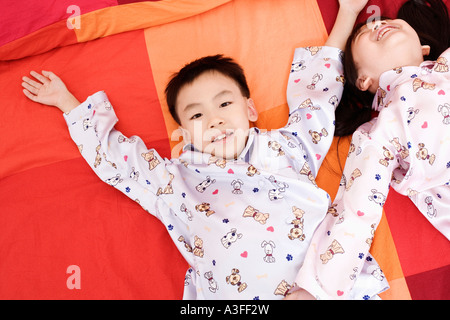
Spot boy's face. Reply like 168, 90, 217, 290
176, 71, 258, 160
352, 19, 429, 93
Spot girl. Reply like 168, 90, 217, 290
296, 0, 450, 300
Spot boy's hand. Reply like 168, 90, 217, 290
22, 71, 80, 114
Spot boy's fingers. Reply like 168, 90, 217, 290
22, 76, 42, 89
42, 70, 58, 80
22, 89, 38, 101
22, 81, 39, 95
30, 70, 50, 84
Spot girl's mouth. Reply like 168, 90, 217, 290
377, 25, 399, 41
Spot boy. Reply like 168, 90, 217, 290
22, 0, 385, 300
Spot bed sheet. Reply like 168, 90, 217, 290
0, 0, 449, 299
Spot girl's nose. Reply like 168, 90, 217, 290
372, 20, 386, 31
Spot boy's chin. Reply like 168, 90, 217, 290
203, 144, 242, 160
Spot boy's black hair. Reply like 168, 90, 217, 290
334, 0, 450, 137
165, 54, 250, 124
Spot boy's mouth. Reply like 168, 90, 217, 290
211, 131, 234, 143
377, 25, 399, 41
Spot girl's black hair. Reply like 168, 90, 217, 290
334, 0, 450, 137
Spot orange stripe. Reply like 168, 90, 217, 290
143, 0, 328, 153
74, 0, 232, 43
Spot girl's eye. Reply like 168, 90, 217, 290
220, 102, 232, 108
190, 113, 202, 120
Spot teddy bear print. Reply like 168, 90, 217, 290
320, 239, 345, 264
309, 128, 328, 144
434, 56, 449, 73
416, 143, 436, 165
141, 150, 160, 170
225, 268, 247, 293
118, 135, 136, 143
306, 46, 321, 56
345, 168, 362, 191
412, 78, 436, 92
102, 152, 117, 169
178, 235, 192, 253
195, 202, 215, 217
93, 144, 102, 168
390, 137, 409, 160
156, 173, 174, 195
298, 98, 321, 111
288, 206, 306, 241
274, 280, 292, 297
268, 141, 285, 157
242, 206, 270, 224
299, 162, 317, 186
379, 146, 395, 167
208, 156, 227, 168
246, 164, 260, 177
192, 235, 204, 258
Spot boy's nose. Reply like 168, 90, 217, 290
208, 118, 225, 129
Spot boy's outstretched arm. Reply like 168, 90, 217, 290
325, 0, 369, 50
22, 70, 80, 114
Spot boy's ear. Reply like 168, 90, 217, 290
179, 126, 191, 144
247, 98, 258, 122
422, 45, 431, 57
356, 75, 373, 92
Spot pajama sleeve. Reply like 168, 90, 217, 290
63, 91, 171, 219
285, 46, 344, 176
295, 119, 393, 299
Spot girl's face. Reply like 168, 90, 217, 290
352, 19, 430, 93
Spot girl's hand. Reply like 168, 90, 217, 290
339, 0, 370, 16
325, 0, 369, 50
22, 71, 80, 113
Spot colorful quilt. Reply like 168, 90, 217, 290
0, 0, 448, 299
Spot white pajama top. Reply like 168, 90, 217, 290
63, 46, 388, 300
296, 48, 450, 300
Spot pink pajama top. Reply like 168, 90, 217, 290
297, 48, 450, 299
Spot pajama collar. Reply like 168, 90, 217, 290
179, 127, 259, 164
373, 59, 437, 112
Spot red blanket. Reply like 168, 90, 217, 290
1, 0, 448, 299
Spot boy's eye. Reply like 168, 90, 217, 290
220, 102, 232, 108
190, 113, 202, 120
